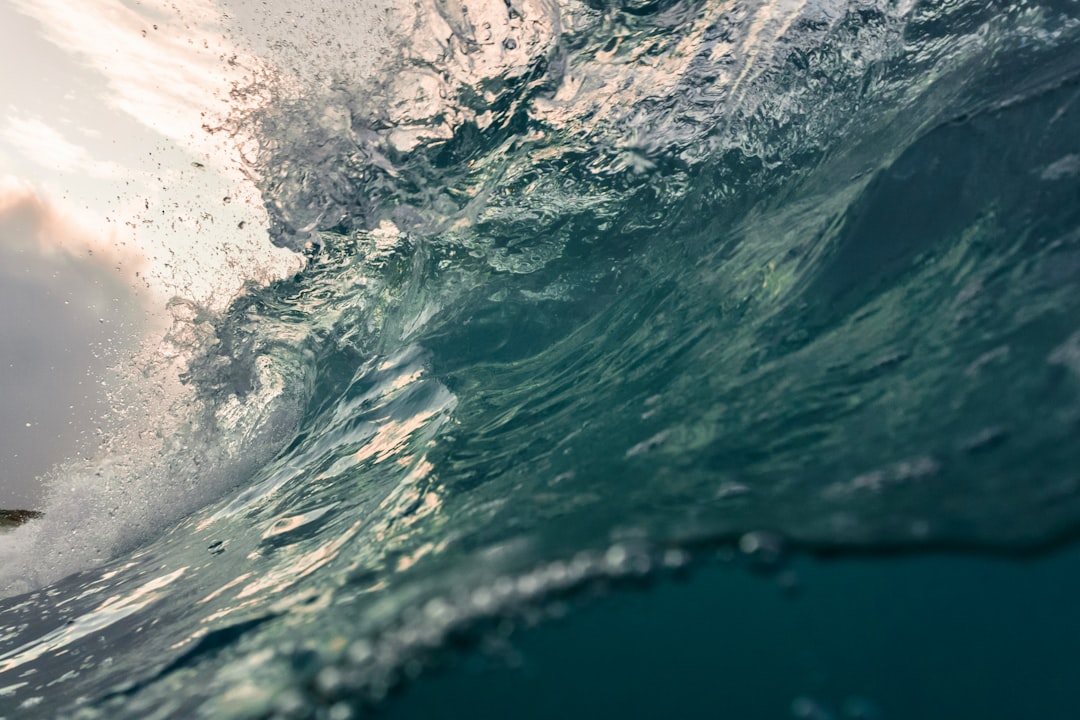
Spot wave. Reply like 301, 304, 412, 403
3, 0, 1080, 716
225, 0, 1080, 552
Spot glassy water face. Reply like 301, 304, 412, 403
2, 1, 1080, 718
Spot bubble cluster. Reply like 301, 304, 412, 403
254, 542, 693, 716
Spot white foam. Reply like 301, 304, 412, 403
0, 0, 333, 596
0, 330, 309, 597
0, 0, 418, 597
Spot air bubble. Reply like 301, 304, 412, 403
314, 667, 344, 699
328, 702, 354, 720
345, 640, 373, 667
842, 697, 883, 719
604, 543, 630, 573
661, 547, 690, 570
792, 696, 835, 720
739, 530, 786, 570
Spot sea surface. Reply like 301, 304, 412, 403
3, 0, 1080, 718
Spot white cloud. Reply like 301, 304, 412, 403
9, 0, 260, 164
1, 116, 123, 177
2, 1, 301, 310
0, 174, 144, 272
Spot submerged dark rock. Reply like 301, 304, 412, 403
0, 509, 43, 530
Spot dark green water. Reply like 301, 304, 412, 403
386, 549, 1080, 720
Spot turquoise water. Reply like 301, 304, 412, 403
386, 549, 1080, 720
3, 0, 1080, 717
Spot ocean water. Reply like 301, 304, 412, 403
3, 0, 1080, 717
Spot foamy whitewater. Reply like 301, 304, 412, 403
3, 0, 1080, 717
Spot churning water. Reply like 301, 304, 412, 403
3, 1, 1080, 717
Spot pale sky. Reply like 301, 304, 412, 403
0, 0, 402, 509
0, 0, 303, 298
0, 185, 135, 508
0, 0, 308, 508
0, 0, 401, 509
